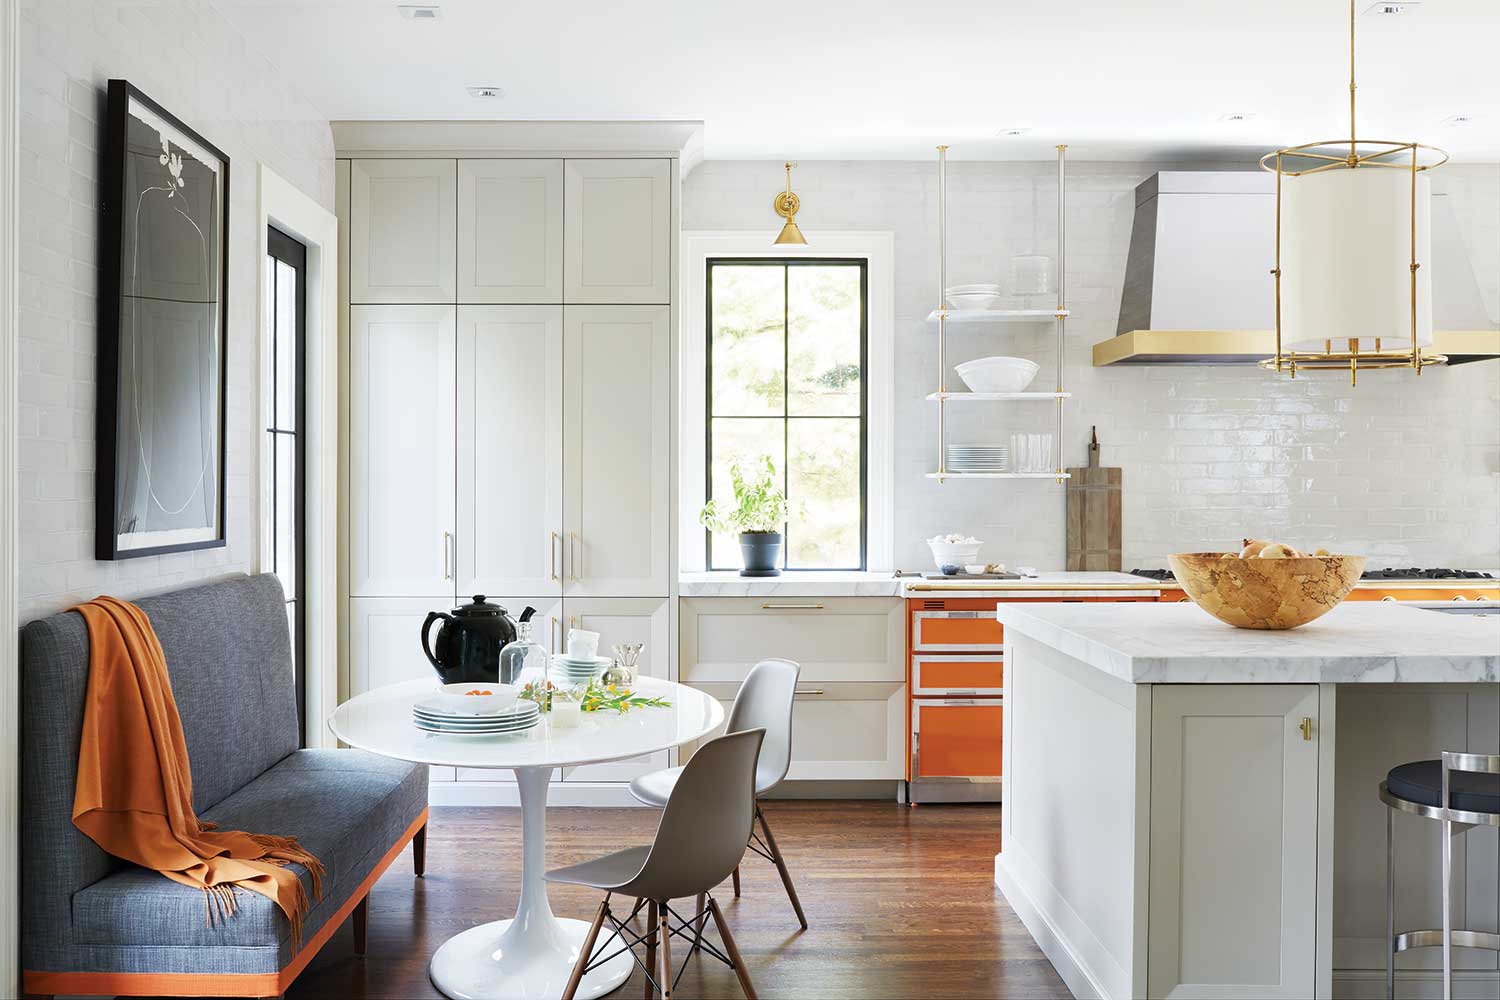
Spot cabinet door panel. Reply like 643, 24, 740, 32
350, 159, 456, 303
457, 306, 562, 596
458, 160, 563, 303
561, 598, 670, 782
1148, 684, 1319, 999
348, 597, 455, 781
349, 305, 456, 597
563, 159, 671, 304
563, 306, 670, 597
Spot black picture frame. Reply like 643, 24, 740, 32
96, 79, 230, 560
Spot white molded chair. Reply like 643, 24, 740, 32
628, 657, 806, 929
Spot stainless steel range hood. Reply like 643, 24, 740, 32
1094, 171, 1500, 366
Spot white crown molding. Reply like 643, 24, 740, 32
331, 119, 704, 164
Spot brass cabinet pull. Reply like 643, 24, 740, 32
551, 616, 560, 652
1300, 717, 1313, 741
442, 531, 452, 580
761, 603, 825, 610
550, 532, 560, 581
569, 532, 580, 582
794, 687, 825, 696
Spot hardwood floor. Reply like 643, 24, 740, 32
291, 801, 1068, 999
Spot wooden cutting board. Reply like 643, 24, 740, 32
1066, 427, 1122, 571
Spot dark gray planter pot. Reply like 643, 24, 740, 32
738, 532, 783, 577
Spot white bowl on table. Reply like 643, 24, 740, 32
427, 682, 520, 716
954, 356, 1040, 394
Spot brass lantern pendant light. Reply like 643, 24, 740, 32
772, 161, 808, 245
1260, 0, 1449, 384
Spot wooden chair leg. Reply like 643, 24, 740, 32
413, 821, 427, 877
353, 894, 368, 955
644, 899, 659, 1000
694, 891, 709, 941
708, 896, 758, 1000
563, 898, 610, 1000
658, 899, 674, 999
755, 806, 808, 929
731, 864, 741, 897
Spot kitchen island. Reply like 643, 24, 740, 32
993, 602, 1498, 1000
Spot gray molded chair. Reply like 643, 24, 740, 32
628, 658, 806, 930
547, 728, 766, 1000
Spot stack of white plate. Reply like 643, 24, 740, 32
946, 445, 1008, 472
412, 698, 540, 736
550, 653, 610, 686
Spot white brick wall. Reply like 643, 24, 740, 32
16, 0, 333, 620
684, 160, 1500, 572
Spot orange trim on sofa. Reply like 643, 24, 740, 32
23, 807, 429, 998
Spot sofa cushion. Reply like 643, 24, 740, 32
72, 749, 426, 954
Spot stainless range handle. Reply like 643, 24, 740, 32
762, 603, 825, 610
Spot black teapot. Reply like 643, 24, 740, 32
420, 596, 533, 685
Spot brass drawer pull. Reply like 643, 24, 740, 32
794, 688, 826, 696
761, 603, 825, 610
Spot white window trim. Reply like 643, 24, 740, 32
679, 230, 894, 573
0, 2, 19, 992
256, 166, 339, 748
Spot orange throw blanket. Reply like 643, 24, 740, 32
71, 596, 324, 949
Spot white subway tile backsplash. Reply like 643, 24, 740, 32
686, 159, 1500, 571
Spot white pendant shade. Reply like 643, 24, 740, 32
1279, 166, 1432, 353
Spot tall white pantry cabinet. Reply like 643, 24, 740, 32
336, 144, 678, 798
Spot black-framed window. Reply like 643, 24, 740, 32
265, 226, 307, 740
705, 258, 868, 571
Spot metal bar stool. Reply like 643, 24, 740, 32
1380, 750, 1500, 1000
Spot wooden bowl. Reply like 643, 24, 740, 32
1167, 552, 1367, 630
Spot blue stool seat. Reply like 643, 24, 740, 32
1386, 760, 1500, 814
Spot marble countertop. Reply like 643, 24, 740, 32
995, 601, 1500, 684
678, 572, 903, 597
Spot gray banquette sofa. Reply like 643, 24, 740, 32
19, 574, 429, 998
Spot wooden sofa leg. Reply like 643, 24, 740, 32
414, 821, 427, 877
354, 894, 369, 956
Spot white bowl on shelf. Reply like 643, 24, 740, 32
945, 284, 1003, 311
954, 356, 1040, 394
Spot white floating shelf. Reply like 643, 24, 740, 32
925, 472, 1071, 480
926, 391, 1071, 401
926, 308, 1067, 324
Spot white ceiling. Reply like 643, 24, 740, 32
214, 0, 1499, 162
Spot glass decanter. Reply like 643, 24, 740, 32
498, 609, 548, 686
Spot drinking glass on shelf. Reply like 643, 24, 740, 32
1009, 432, 1029, 474
1029, 433, 1054, 473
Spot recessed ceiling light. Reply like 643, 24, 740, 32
1218, 112, 1256, 123
997, 128, 1030, 137
398, 4, 441, 19
467, 86, 504, 99
1363, 1, 1420, 14
1440, 113, 1474, 126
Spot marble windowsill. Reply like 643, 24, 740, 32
994, 601, 1500, 684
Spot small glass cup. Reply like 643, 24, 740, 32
550, 689, 582, 729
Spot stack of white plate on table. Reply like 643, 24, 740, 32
946, 445, 1008, 473
550, 653, 610, 687
412, 685, 540, 737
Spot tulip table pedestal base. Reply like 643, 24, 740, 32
428, 767, 633, 1000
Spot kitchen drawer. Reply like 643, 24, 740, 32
911, 610, 1003, 652
680, 597, 904, 684
911, 654, 1004, 697
685, 680, 904, 781
912, 699, 1003, 780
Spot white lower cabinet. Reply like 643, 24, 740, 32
557, 598, 671, 782
1147, 684, 1320, 999
349, 596, 457, 781
679, 598, 906, 781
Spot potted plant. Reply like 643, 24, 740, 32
699, 456, 796, 577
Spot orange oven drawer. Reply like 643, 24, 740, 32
911, 655, 1004, 696
912, 700, 1003, 779
911, 611, 1003, 651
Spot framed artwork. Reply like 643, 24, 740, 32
96, 79, 229, 559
